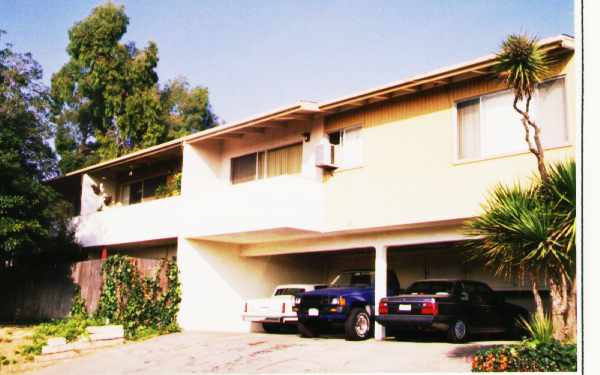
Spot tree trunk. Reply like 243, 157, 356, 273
566, 277, 577, 341
531, 276, 544, 318
548, 276, 569, 341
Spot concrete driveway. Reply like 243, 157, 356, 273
30, 331, 515, 374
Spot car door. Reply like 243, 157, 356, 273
475, 282, 503, 331
461, 282, 485, 331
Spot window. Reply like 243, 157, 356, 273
456, 77, 568, 160
230, 143, 303, 184
121, 175, 167, 205
328, 126, 363, 168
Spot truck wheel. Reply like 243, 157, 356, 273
298, 322, 319, 338
344, 308, 372, 341
262, 323, 281, 333
447, 319, 469, 343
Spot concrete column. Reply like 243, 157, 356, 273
374, 244, 387, 340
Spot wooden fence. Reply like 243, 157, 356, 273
0, 258, 163, 322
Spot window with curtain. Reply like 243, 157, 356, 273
456, 77, 567, 160
230, 143, 303, 184
457, 100, 481, 159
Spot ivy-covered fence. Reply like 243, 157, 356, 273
0, 256, 182, 339
94, 255, 181, 338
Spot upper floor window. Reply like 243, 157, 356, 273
328, 126, 363, 169
456, 77, 568, 160
231, 142, 303, 184
121, 174, 167, 205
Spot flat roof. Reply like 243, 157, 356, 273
59, 34, 574, 178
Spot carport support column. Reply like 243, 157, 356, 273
374, 244, 387, 340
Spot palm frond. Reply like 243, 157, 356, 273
495, 34, 550, 101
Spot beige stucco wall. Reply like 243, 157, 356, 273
323, 53, 575, 231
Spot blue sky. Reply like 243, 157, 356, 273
2, 0, 573, 123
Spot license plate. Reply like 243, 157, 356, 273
308, 308, 319, 316
399, 304, 412, 312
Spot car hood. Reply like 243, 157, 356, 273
301, 287, 373, 297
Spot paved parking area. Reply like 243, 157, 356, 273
31, 331, 515, 374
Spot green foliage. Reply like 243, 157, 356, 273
0, 31, 81, 265
495, 34, 550, 102
471, 340, 576, 372
95, 255, 181, 339
51, 3, 163, 173
70, 285, 88, 318
18, 316, 101, 356
160, 78, 217, 139
51, 3, 217, 174
519, 314, 554, 344
155, 173, 182, 198
464, 159, 576, 283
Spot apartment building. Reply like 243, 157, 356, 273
50, 35, 575, 339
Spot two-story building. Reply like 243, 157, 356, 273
50, 35, 575, 340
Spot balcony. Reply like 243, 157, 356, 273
182, 175, 325, 243
73, 175, 325, 247
73, 196, 183, 247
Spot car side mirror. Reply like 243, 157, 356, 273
460, 292, 469, 301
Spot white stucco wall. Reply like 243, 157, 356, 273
177, 238, 328, 332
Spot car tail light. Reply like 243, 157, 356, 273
244, 302, 248, 313
420, 299, 438, 315
282, 302, 286, 313
378, 299, 388, 315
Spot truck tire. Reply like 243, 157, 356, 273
262, 323, 281, 333
344, 308, 372, 341
447, 319, 469, 343
298, 321, 319, 338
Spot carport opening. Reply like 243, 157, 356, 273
256, 247, 375, 290
387, 241, 550, 314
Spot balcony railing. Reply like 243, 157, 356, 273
73, 175, 325, 247
73, 196, 183, 247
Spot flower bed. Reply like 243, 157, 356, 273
471, 340, 576, 372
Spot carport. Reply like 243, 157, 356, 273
177, 220, 541, 337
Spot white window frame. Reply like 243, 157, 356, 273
453, 76, 569, 163
329, 125, 364, 170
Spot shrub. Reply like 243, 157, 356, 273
519, 313, 553, 343
18, 316, 102, 356
472, 340, 577, 372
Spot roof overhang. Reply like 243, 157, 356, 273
182, 101, 320, 145
59, 101, 320, 179
319, 35, 575, 114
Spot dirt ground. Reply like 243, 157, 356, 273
26, 330, 515, 374
0, 325, 42, 374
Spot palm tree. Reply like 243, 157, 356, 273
464, 159, 576, 341
495, 34, 550, 182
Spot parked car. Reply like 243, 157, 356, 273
294, 270, 401, 341
375, 279, 529, 342
242, 284, 327, 333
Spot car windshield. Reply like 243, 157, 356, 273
406, 281, 455, 295
274, 288, 305, 296
330, 271, 374, 288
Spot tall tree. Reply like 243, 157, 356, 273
0, 32, 80, 266
160, 78, 218, 140
492, 34, 576, 341
495, 34, 550, 182
51, 2, 166, 173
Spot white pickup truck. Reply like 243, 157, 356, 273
242, 284, 327, 333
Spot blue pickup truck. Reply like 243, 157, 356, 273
293, 270, 400, 340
